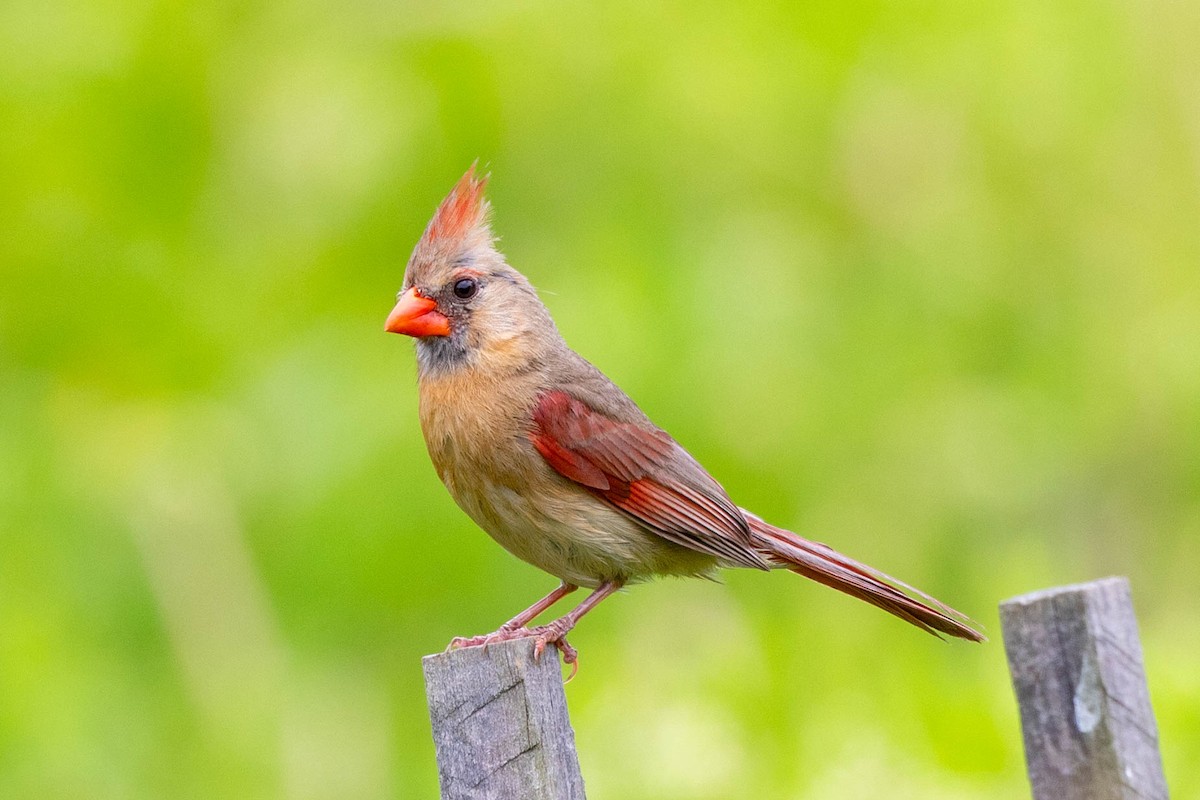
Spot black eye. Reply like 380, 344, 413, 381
452, 278, 478, 300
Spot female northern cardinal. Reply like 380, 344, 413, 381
387, 166, 984, 665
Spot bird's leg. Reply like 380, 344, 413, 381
448, 582, 578, 651
499, 582, 579, 632
528, 580, 623, 666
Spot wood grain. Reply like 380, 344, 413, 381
423, 639, 586, 800
1000, 577, 1168, 800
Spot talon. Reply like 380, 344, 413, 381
450, 609, 589, 673
554, 637, 578, 665
447, 627, 538, 655
554, 638, 579, 683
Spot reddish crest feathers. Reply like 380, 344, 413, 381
422, 163, 490, 247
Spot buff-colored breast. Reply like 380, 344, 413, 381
417, 368, 717, 587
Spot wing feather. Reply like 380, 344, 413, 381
531, 390, 769, 570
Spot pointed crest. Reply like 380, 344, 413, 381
422, 162, 490, 248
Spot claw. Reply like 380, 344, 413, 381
530, 624, 577, 681
554, 637, 578, 665
449, 616, 584, 678
447, 627, 535, 654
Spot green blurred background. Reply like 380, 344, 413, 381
2, 1, 1198, 797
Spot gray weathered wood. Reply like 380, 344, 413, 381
1000, 577, 1168, 800
423, 639, 586, 800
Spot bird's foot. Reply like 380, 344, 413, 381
446, 624, 530, 652
526, 619, 579, 677
447, 621, 579, 678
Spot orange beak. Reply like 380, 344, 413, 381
384, 288, 451, 337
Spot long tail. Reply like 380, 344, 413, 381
742, 509, 985, 642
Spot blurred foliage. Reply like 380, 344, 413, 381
2, 0, 1199, 798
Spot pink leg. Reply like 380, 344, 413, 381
448, 581, 623, 671
449, 583, 578, 651
500, 582, 579, 631
528, 580, 623, 665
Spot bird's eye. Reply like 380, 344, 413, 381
452, 278, 478, 300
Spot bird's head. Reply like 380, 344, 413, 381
387, 165, 557, 377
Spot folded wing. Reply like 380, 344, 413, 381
531, 390, 770, 570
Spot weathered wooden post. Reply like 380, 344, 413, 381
423, 638, 586, 800
1000, 576, 1169, 800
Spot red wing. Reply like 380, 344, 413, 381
531, 390, 768, 570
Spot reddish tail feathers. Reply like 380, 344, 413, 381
743, 511, 985, 642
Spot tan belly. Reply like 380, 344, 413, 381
440, 458, 716, 587
417, 369, 716, 586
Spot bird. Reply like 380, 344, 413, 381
385, 165, 984, 667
